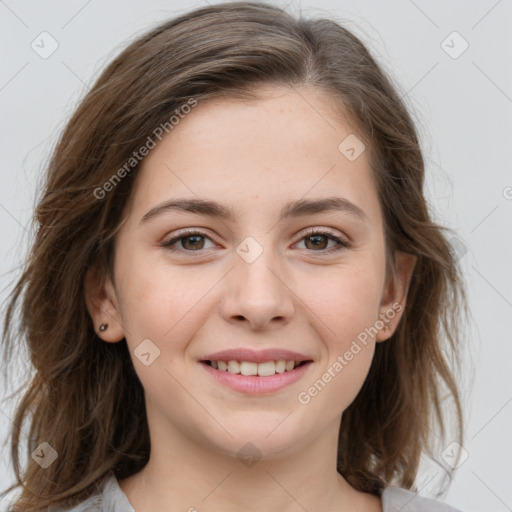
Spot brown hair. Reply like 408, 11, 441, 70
1, 1, 470, 509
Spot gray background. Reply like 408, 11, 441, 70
1, 1, 511, 510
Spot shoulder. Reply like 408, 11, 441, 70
47, 474, 134, 512
382, 486, 463, 512
47, 495, 101, 512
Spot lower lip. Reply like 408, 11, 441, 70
200, 361, 312, 394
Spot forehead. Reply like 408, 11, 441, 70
125, 85, 381, 227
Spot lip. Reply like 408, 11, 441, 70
200, 360, 313, 394
200, 348, 312, 364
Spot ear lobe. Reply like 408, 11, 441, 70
84, 265, 125, 343
375, 250, 417, 343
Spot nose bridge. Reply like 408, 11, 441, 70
221, 234, 294, 328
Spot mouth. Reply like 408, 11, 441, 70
199, 359, 313, 394
200, 359, 311, 376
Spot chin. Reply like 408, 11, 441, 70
204, 423, 315, 462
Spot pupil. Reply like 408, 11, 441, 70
306, 235, 327, 250
183, 235, 204, 250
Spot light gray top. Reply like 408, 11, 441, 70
49, 474, 463, 511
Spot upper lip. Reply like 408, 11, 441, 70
200, 348, 313, 364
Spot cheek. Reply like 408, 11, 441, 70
293, 254, 384, 406
289, 295, 379, 433
115, 250, 216, 352
296, 343, 375, 427
297, 258, 384, 341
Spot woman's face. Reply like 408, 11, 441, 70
86, 85, 414, 461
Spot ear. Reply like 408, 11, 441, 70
84, 265, 125, 343
375, 250, 417, 342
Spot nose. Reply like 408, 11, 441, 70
219, 242, 295, 331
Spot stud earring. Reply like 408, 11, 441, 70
99, 323, 108, 332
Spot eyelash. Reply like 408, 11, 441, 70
160, 227, 349, 255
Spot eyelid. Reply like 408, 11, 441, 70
298, 226, 350, 247
161, 228, 219, 252
160, 226, 350, 254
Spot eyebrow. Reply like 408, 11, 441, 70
140, 196, 369, 225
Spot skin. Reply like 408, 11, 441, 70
85, 85, 416, 512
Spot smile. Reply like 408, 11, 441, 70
204, 359, 307, 376
200, 360, 313, 394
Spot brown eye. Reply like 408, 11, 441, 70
304, 234, 329, 250
296, 229, 349, 253
180, 235, 206, 250
161, 230, 215, 253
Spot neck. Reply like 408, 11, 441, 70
118, 410, 381, 512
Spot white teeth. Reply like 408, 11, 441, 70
257, 361, 277, 377
210, 359, 304, 376
240, 361, 258, 376
227, 360, 240, 374
275, 360, 286, 373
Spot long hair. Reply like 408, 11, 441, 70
1, 2, 470, 509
